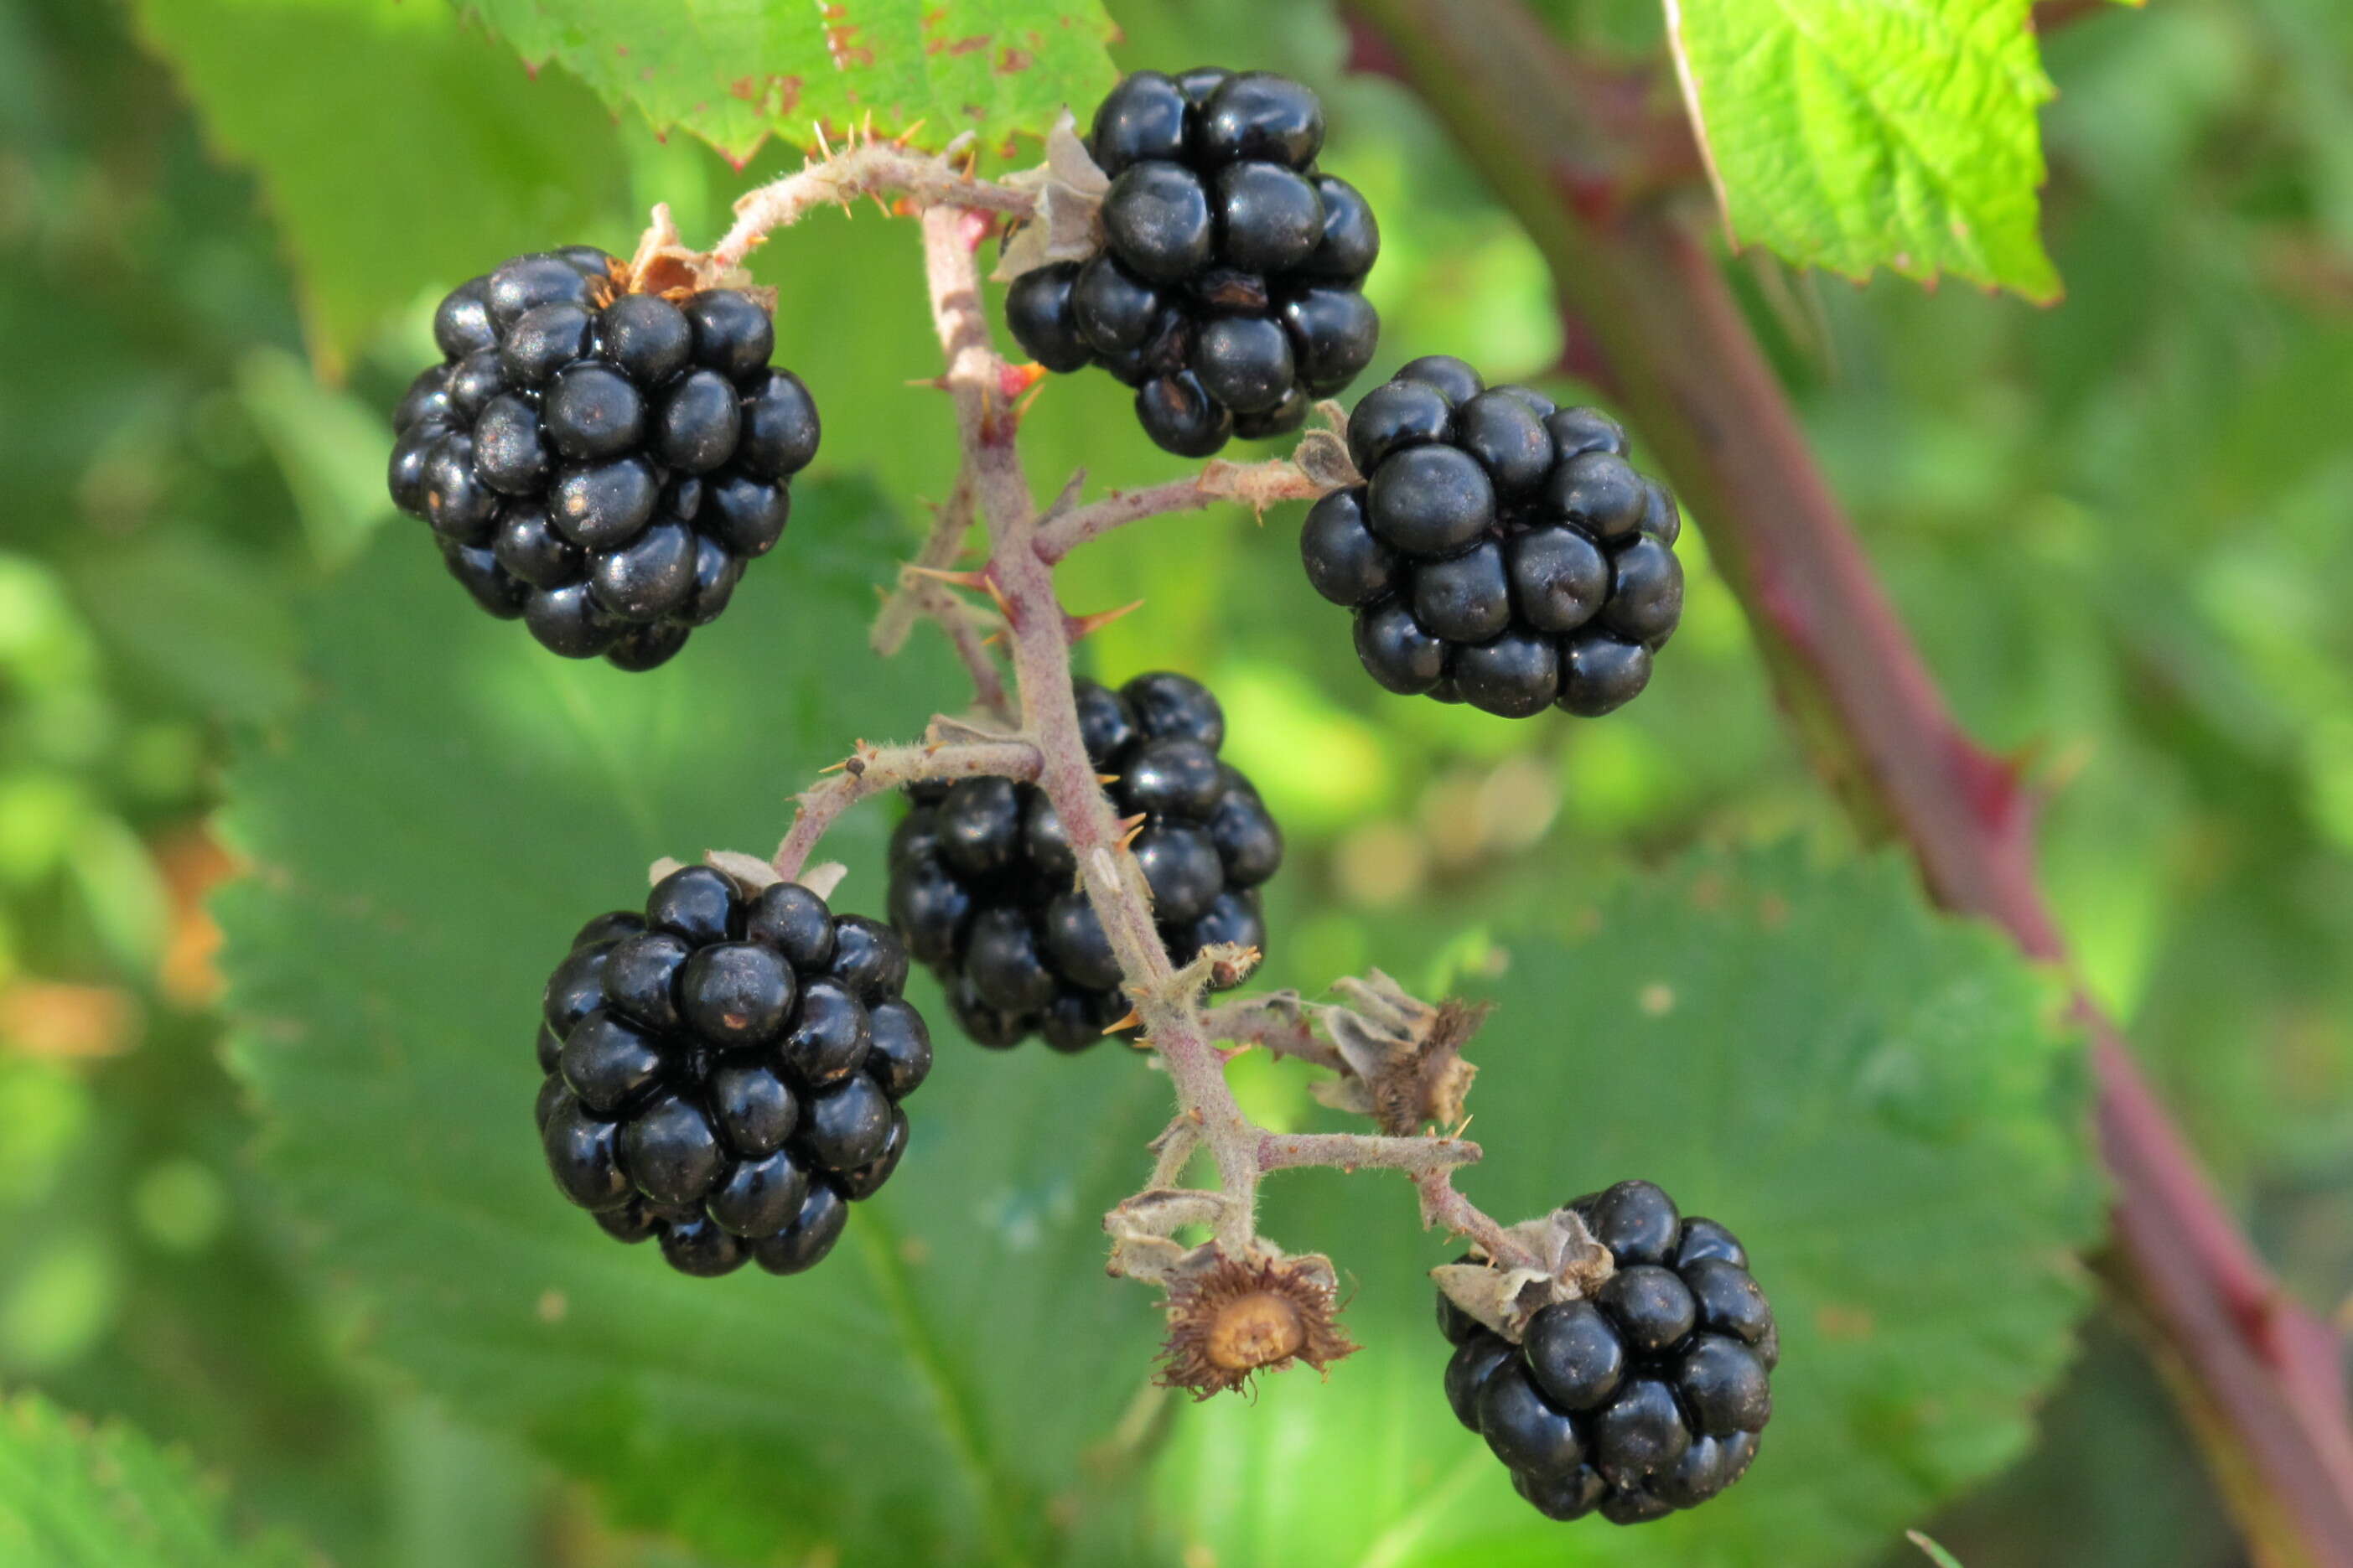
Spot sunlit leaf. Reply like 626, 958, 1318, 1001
463, 0, 1120, 164
1665, 0, 2063, 300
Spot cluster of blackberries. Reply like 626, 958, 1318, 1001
888, 672, 1280, 1050
1006, 69, 1380, 458
389, 248, 821, 670
1439, 1182, 1775, 1524
534, 866, 928, 1277
1306, 357, 1682, 718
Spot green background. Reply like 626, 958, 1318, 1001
1, 0, 2348, 1565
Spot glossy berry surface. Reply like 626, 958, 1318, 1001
533, 868, 928, 1277
1003, 68, 1381, 457
390, 247, 821, 670
1436, 1181, 1774, 1524
886, 672, 1280, 1052
1307, 358, 1682, 719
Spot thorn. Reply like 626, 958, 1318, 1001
1096, 772, 1121, 786
999, 360, 1049, 401
1101, 1008, 1145, 1038
1066, 598, 1145, 642
1117, 813, 1148, 851
902, 565, 991, 589
980, 573, 1015, 622
980, 631, 1003, 648
906, 374, 952, 392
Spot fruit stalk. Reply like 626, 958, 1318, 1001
707, 135, 1038, 278
770, 735, 1041, 882
1031, 457, 1340, 564
1347, 0, 2353, 1556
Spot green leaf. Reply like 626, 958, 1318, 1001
1666, 0, 2064, 301
215, 481, 1173, 1565
0, 1393, 311, 1568
1150, 846, 2100, 1567
236, 348, 399, 572
464, 0, 1121, 165
129, 0, 629, 370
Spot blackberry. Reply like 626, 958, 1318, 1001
1438, 1182, 1775, 1524
886, 671, 1280, 1051
533, 867, 929, 1277
389, 249, 821, 670
1004, 69, 1381, 457
1305, 359, 1682, 718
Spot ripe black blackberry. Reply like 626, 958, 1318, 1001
534, 866, 929, 1276
1004, 68, 1381, 458
886, 671, 1281, 1051
1438, 1182, 1775, 1524
388, 248, 821, 670
1304, 358, 1682, 718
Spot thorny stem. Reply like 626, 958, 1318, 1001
1203, 994, 1346, 1074
706, 138, 1036, 279
701, 144, 1528, 1298
871, 468, 978, 656
1032, 458, 1339, 564
1258, 1131, 1480, 1175
770, 734, 1040, 883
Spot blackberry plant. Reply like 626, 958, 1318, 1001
388, 247, 821, 670
1002, 68, 1381, 457
376, 95, 1765, 1533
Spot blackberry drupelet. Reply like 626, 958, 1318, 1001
886, 671, 1282, 1051
1003, 69, 1381, 457
389, 248, 821, 670
1438, 1181, 1776, 1523
535, 866, 928, 1276
1304, 357, 1682, 718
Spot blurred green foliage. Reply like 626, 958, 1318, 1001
1, 0, 2349, 1563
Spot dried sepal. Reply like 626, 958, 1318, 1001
1309, 970, 1487, 1135
1293, 406, 1362, 490
1431, 1206, 1616, 1343
702, 849, 782, 892
993, 111, 1110, 282
1156, 1243, 1357, 1399
1104, 1188, 1231, 1285
620, 203, 761, 301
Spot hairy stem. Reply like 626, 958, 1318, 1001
871, 468, 979, 656
1032, 458, 1339, 565
1258, 1131, 1479, 1174
1203, 994, 1347, 1073
770, 735, 1039, 882
708, 140, 1034, 278
1350, 0, 2353, 1556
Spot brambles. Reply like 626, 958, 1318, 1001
1304, 357, 1682, 717
1003, 69, 1381, 457
1438, 1182, 1776, 1523
535, 866, 927, 1276
389, 248, 821, 670
886, 671, 1282, 1051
